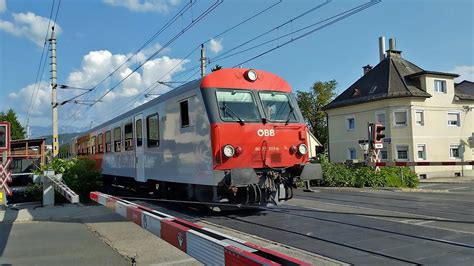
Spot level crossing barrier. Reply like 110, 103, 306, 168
91, 191, 310, 266
367, 161, 474, 167
39, 171, 80, 205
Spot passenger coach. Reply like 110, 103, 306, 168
62, 68, 321, 206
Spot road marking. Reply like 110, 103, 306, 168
448, 187, 469, 191
418, 184, 440, 188
290, 198, 474, 234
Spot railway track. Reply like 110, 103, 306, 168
104, 185, 474, 265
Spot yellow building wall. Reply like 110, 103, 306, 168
327, 75, 473, 178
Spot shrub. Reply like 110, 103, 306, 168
25, 183, 43, 201
317, 154, 418, 188
320, 155, 355, 187
33, 158, 102, 203
62, 158, 102, 203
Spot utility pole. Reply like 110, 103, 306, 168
50, 26, 59, 159
200, 44, 206, 77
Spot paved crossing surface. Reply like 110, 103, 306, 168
146, 183, 474, 265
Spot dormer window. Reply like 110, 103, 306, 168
434, 79, 446, 93
369, 85, 377, 94
351, 88, 360, 97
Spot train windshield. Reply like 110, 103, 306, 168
259, 92, 297, 122
216, 90, 260, 123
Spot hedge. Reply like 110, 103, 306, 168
31, 158, 102, 203
318, 155, 418, 188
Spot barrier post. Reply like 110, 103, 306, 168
1, 151, 8, 210
43, 170, 55, 206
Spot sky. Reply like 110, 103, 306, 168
0, 0, 473, 136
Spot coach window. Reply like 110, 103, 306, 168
216, 90, 260, 122
180, 100, 190, 128
136, 119, 142, 147
124, 123, 134, 151
114, 127, 122, 152
91, 136, 96, 154
105, 131, 111, 153
259, 92, 297, 122
98, 133, 103, 153
147, 113, 160, 147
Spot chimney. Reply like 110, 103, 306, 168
378, 36, 385, 61
363, 64, 373, 75
386, 37, 402, 58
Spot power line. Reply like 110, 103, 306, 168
25, 0, 57, 129
81, 0, 197, 96
210, 0, 332, 64
58, 0, 199, 130
96, 1, 283, 125
60, 1, 223, 131
233, 0, 381, 67
213, 0, 376, 65
92, 0, 223, 105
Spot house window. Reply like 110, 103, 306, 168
394, 110, 407, 126
417, 144, 426, 160
434, 79, 446, 93
375, 112, 386, 126
147, 113, 160, 148
346, 116, 355, 130
180, 100, 189, 128
447, 112, 460, 126
381, 148, 388, 161
347, 148, 356, 160
396, 145, 409, 160
415, 110, 424, 126
449, 145, 461, 159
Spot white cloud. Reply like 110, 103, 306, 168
0, 0, 6, 13
209, 38, 223, 54
0, 12, 62, 47
9, 47, 191, 129
8, 81, 51, 117
103, 0, 180, 13
449, 65, 474, 83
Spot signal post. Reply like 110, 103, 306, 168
0, 122, 11, 209
368, 123, 385, 171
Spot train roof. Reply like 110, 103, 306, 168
64, 68, 291, 143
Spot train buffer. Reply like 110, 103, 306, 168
91, 191, 311, 266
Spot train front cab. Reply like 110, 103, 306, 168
201, 68, 321, 205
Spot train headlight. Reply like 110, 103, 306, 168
298, 144, 308, 155
223, 144, 235, 158
244, 69, 258, 82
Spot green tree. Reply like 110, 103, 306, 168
297, 80, 337, 151
0, 109, 25, 140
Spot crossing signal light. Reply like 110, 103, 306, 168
375, 124, 385, 142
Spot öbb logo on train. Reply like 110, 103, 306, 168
257, 129, 275, 137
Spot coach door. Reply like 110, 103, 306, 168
134, 114, 145, 182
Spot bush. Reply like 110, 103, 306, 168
62, 158, 102, 203
34, 158, 102, 203
318, 155, 418, 188
25, 183, 43, 201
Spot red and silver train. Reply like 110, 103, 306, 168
62, 68, 321, 206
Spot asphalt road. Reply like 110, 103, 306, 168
144, 183, 474, 265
